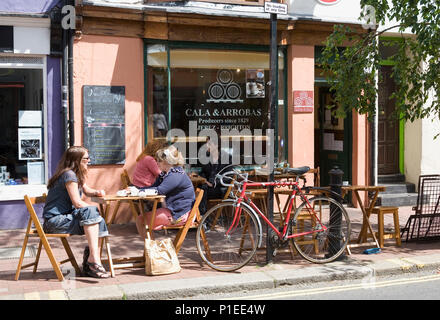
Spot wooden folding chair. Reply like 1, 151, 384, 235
208, 176, 235, 208
162, 188, 204, 254
15, 195, 81, 281
109, 169, 141, 224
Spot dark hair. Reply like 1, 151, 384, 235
47, 146, 88, 189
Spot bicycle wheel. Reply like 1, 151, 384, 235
196, 201, 262, 272
291, 196, 351, 263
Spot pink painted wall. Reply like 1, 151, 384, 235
73, 35, 144, 222
352, 112, 370, 206
287, 45, 315, 172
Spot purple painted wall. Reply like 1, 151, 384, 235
47, 56, 64, 177
0, 57, 63, 229
0, 0, 62, 14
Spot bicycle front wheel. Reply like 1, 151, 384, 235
196, 201, 261, 272
291, 196, 351, 263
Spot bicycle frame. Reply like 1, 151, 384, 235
226, 180, 327, 241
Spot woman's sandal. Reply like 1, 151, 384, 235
85, 261, 110, 279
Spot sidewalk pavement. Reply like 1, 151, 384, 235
1, 205, 440, 300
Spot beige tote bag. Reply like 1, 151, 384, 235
144, 236, 181, 276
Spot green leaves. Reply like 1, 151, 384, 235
319, 0, 440, 123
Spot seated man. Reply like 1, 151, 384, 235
198, 138, 231, 215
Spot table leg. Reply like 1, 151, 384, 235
108, 201, 121, 225
354, 191, 380, 248
98, 203, 106, 220
147, 199, 158, 240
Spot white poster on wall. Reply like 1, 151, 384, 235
18, 110, 42, 127
18, 128, 42, 160
27, 161, 45, 184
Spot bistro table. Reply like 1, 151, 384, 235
91, 194, 166, 276
341, 185, 385, 254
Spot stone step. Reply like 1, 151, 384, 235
379, 182, 416, 194
376, 193, 418, 207
378, 174, 406, 183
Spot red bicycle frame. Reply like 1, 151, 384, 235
226, 180, 327, 240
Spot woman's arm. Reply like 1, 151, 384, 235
66, 181, 94, 208
83, 183, 105, 197
154, 173, 181, 196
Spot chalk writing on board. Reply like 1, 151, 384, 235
83, 85, 125, 165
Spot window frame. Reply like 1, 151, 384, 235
0, 55, 48, 201
144, 40, 287, 165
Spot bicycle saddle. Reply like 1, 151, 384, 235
284, 166, 310, 175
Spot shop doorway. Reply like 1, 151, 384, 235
315, 86, 351, 187
378, 65, 400, 175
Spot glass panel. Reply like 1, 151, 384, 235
146, 45, 286, 168
277, 50, 286, 163
170, 48, 270, 166
147, 45, 169, 141
0, 68, 44, 185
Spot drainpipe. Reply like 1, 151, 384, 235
61, 0, 69, 150
371, 35, 379, 186
67, 0, 75, 146
370, 103, 378, 186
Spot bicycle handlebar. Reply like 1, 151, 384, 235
216, 170, 248, 188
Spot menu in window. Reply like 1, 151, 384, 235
83, 85, 125, 165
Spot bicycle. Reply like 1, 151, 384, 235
196, 166, 351, 272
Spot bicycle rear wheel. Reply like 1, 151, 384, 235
291, 196, 351, 263
196, 201, 261, 272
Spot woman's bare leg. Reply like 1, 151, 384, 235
83, 224, 102, 265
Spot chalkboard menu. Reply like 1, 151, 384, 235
83, 85, 125, 165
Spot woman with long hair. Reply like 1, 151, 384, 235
131, 139, 167, 188
42, 146, 110, 278
135, 145, 195, 239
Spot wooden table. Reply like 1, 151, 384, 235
91, 194, 165, 276
341, 185, 385, 254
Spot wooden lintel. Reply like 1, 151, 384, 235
167, 15, 270, 30
81, 17, 144, 38
144, 21, 168, 40
295, 20, 367, 34
143, 13, 168, 23
168, 24, 273, 45
80, 5, 144, 21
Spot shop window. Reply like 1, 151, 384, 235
0, 68, 45, 189
146, 45, 286, 167
0, 26, 13, 53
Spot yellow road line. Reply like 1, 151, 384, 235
223, 274, 440, 300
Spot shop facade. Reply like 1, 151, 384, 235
70, 0, 371, 223
0, 0, 65, 229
